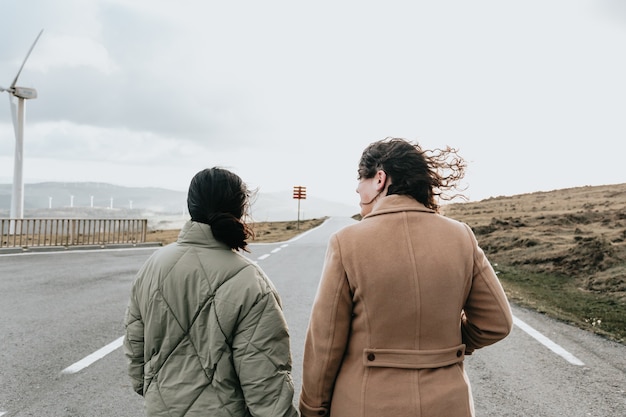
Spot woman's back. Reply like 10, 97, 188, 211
300, 195, 512, 417
340, 195, 475, 351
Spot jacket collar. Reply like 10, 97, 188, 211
364, 194, 435, 219
177, 220, 231, 250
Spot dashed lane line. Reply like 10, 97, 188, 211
256, 243, 290, 261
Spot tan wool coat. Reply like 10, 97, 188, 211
300, 195, 513, 417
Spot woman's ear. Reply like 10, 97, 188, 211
376, 170, 387, 191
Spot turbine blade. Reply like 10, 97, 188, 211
10, 29, 44, 89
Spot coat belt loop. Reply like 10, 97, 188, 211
363, 344, 466, 369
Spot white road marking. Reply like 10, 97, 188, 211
61, 336, 124, 374
0, 410, 7, 416
256, 243, 290, 261
286, 225, 322, 242
513, 315, 585, 366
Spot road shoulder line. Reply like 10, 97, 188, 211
513, 315, 585, 366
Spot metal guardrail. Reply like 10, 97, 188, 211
0, 218, 148, 248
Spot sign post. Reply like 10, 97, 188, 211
292, 185, 307, 229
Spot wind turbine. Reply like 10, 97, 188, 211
0, 29, 44, 222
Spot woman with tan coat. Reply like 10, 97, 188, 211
299, 138, 513, 417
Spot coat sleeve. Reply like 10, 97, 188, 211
461, 224, 513, 353
231, 286, 298, 417
299, 234, 353, 417
123, 285, 145, 396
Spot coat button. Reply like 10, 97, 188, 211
456, 350, 463, 357
317, 411, 325, 416
367, 353, 375, 361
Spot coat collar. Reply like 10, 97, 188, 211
177, 220, 231, 250
364, 194, 435, 219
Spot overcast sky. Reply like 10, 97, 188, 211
1, 0, 625, 208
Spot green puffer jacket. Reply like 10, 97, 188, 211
124, 221, 298, 417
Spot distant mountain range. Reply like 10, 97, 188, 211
0, 182, 358, 225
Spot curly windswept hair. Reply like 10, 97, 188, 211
358, 138, 467, 211
187, 167, 254, 251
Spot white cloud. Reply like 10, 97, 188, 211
31, 34, 119, 75
1, 0, 625, 209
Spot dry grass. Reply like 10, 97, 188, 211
443, 183, 626, 342
145, 217, 327, 246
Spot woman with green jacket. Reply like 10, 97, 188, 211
124, 167, 298, 417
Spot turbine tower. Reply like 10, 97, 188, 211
0, 29, 44, 221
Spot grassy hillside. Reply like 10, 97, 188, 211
443, 183, 626, 343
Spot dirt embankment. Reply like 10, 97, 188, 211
443, 184, 626, 302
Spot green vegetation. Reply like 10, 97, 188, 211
495, 264, 626, 343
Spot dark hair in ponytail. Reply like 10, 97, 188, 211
187, 167, 254, 251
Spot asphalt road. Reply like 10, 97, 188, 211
0, 217, 625, 416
